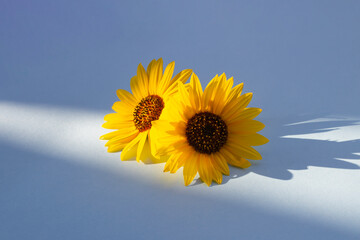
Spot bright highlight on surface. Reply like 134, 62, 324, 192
1, 102, 359, 235
282, 118, 360, 142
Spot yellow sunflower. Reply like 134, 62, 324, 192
100, 58, 192, 163
152, 73, 268, 186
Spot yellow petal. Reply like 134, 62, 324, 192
170, 69, 192, 85
105, 129, 139, 146
238, 92, 253, 108
164, 153, 180, 172
221, 83, 244, 114
102, 121, 135, 129
169, 151, 187, 173
158, 139, 188, 156
174, 150, 188, 172
146, 59, 156, 75
112, 101, 134, 114
189, 73, 203, 112
222, 93, 253, 120
229, 82, 244, 98
158, 61, 175, 95
212, 153, 230, 175
220, 149, 251, 169
202, 75, 219, 111
120, 133, 142, 161
228, 119, 265, 133
198, 154, 213, 186
212, 73, 232, 114
100, 126, 136, 140
225, 76, 234, 93
139, 139, 164, 163
151, 120, 188, 156
116, 89, 138, 106
164, 69, 192, 97
178, 82, 191, 107
130, 76, 145, 100
148, 58, 163, 95
183, 153, 199, 186
137, 63, 149, 96
100, 130, 124, 140
176, 83, 196, 120
136, 131, 148, 162
229, 134, 269, 146
104, 112, 133, 122
224, 143, 262, 160
107, 142, 128, 153
210, 164, 223, 184
229, 108, 262, 122
148, 127, 163, 159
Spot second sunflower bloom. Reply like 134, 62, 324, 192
152, 73, 268, 186
100, 59, 192, 163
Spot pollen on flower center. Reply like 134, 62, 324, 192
186, 112, 228, 154
133, 95, 164, 132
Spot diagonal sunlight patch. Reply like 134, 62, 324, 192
285, 116, 360, 126
1, 101, 360, 235
282, 118, 360, 142
0, 101, 173, 185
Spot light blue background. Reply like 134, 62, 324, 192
1, 0, 359, 116
1, 1, 360, 239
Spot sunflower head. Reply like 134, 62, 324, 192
133, 95, 165, 132
152, 73, 268, 186
186, 111, 228, 154
100, 58, 192, 163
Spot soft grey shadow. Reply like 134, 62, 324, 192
218, 115, 360, 185
0, 140, 359, 240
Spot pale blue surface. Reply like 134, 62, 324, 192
1, 1, 360, 239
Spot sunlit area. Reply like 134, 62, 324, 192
1, 1, 360, 239
1, 101, 359, 239
283, 117, 360, 142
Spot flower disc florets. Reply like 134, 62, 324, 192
133, 95, 164, 132
186, 111, 228, 154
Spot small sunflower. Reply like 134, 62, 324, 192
100, 58, 192, 163
152, 73, 268, 186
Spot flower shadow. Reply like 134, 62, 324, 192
206, 115, 360, 186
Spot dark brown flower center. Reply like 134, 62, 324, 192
185, 112, 228, 154
133, 95, 164, 132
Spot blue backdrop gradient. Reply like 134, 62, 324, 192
1, 1, 360, 240
1, 0, 359, 117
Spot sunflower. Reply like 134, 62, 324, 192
100, 58, 192, 163
152, 73, 268, 186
